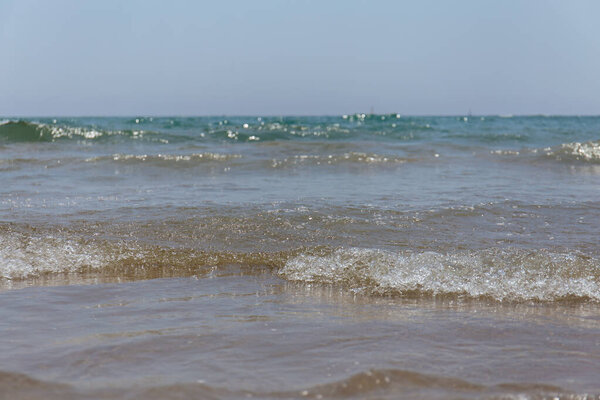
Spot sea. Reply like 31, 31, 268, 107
1, 115, 599, 399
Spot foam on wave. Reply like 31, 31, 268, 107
2, 227, 599, 302
545, 140, 600, 163
269, 152, 412, 168
85, 153, 242, 165
0, 231, 117, 279
491, 140, 600, 164
0, 229, 287, 282
279, 248, 600, 302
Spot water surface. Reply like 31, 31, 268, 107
1, 115, 600, 399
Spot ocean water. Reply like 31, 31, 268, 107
1, 115, 599, 399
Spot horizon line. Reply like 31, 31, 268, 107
3, 113, 600, 119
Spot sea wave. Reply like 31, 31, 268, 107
279, 247, 600, 302
269, 152, 413, 168
3, 117, 598, 147
0, 230, 108, 279
88, 151, 410, 168
268, 368, 584, 400
0, 120, 165, 143
2, 368, 594, 400
544, 140, 600, 163
2, 226, 599, 302
1, 151, 416, 171
490, 140, 600, 164
0, 229, 288, 282
0, 116, 460, 144
0, 120, 54, 142
85, 152, 242, 166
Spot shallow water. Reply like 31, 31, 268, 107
2, 270, 600, 399
1, 115, 600, 398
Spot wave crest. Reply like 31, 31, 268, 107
270, 152, 411, 168
0, 121, 54, 142
279, 248, 600, 302
0, 120, 161, 143
0, 229, 288, 283
85, 152, 242, 166
545, 140, 600, 163
3, 226, 599, 302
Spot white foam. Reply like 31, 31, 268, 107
279, 248, 600, 302
0, 231, 110, 279
547, 141, 600, 163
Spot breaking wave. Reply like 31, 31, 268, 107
0, 228, 288, 283
279, 248, 600, 302
2, 226, 599, 303
491, 140, 600, 164
0, 120, 165, 143
544, 140, 600, 163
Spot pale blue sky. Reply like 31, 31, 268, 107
1, 0, 599, 116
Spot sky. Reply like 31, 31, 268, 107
1, 0, 599, 116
